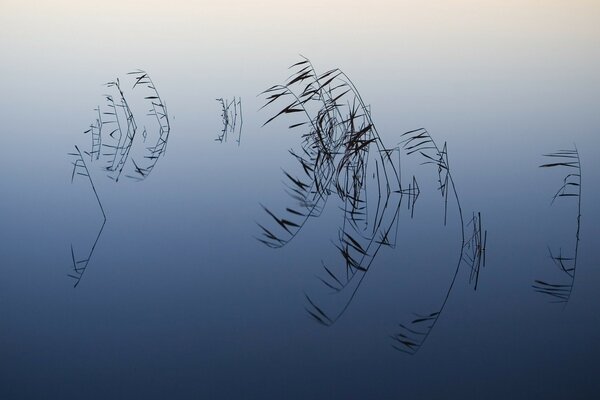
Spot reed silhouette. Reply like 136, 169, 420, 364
215, 97, 243, 145
78, 70, 172, 182
68, 70, 170, 286
389, 128, 487, 355
465, 212, 487, 290
258, 57, 403, 247
102, 78, 138, 182
69, 145, 106, 220
68, 146, 107, 287
533, 146, 582, 304
126, 70, 171, 181
257, 57, 425, 327
83, 106, 103, 161
68, 220, 106, 288
258, 60, 487, 351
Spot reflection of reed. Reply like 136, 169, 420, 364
68, 71, 170, 286
215, 97, 242, 145
83, 106, 102, 161
127, 70, 171, 181
465, 212, 487, 290
533, 146, 581, 304
306, 188, 405, 326
103, 78, 138, 182
68, 220, 105, 288
258, 57, 402, 248
391, 129, 486, 355
68, 145, 107, 287
69, 145, 106, 220
257, 57, 419, 326
80, 70, 171, 182
257, 60, 487, 351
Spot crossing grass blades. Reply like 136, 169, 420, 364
257, 57, 422, 328
68, 70, 171, 286
68, 146, 106, 287
83, 70, 172, 181
215, 97, 243, 144
532, 146, 582, 304
389, 128, 487, 355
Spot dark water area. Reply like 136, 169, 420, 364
2, 1, 600, 399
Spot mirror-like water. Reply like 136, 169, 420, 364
1, 1, 600, 399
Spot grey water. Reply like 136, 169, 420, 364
1, 1, 600, 399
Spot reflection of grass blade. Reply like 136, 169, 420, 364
68, 219, 106, 288
394, 130, 488, 355
397, 175, 420, 218
126, 70, 171, 180
215, 97, 243, 144
84, 70, 171, 182
69, 145, 106, 220
315, 195, 403, 325
83, 106, 103, 161
68, 145, 107, 288
101, 93, 124, 172
532, 280, 571, 302
464, 212, 487, 290
392, 312, 440, 355
533, 146, 581, 305
258, 57, 401, 248
304, 293, 333, 326
105, 79, 137, 182
401, 128, 453, 225
259, 57, 406, 328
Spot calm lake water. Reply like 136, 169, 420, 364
1, 1, 600, 399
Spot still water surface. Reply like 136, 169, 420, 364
1, 1, 600, 398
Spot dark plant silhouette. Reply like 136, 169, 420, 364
83, 106, 103, 161
533, 146, 581, 304
258, 57, 402, 247
465, 212, 487, 290
68, 146, 107, 287
215, 97, 243, 144
258, 57, 422, 327
68, 220, 106, 288
258, 60, 488, 351
68, 70, 170, 286
80, 70, 171, 182
391, 128, 487, 355
126, 70, 171, 181
69, 145, 106, 220
102, 78, 138, 182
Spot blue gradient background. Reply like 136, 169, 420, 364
1, 1, 600, 398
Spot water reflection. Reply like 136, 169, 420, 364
465, 212, 487, 290
68, 220, 106, 288
257, 59, 487, 352
125, 70, 171, 181
391, 129, 486, 355
257, 57, 404, 248
69, 145, 106, 220
533, 146, 582, 304
257, 59, 416, 325
215, 97, 243, 145
67, 71, 170, 286
68, 146, 107, 287
83, 70, 172, 182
